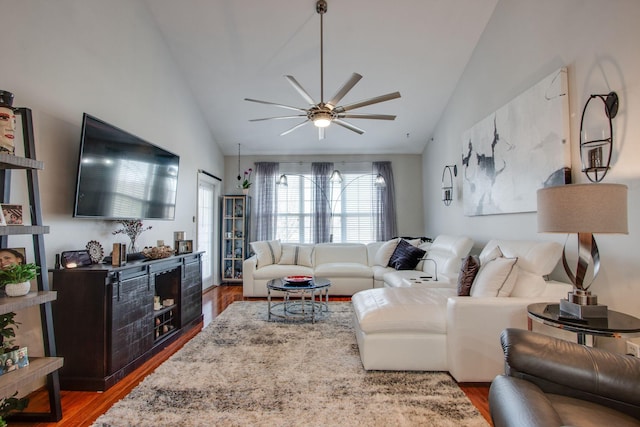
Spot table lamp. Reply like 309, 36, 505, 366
537, 183, 628, 318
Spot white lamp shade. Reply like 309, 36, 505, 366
537, 183, 628, 234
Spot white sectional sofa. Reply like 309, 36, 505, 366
351, 239, 573, 383
242, 235, 472, 297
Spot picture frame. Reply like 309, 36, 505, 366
0, 208, 5, 226
1, 204, 23, 225
0, 247, 27, 269
60, 250, 92, 269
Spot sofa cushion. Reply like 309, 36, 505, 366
314, 262, 373, 278
424, 235, 474, 277
480, 240, 562, 276
279, 244, 313, 267
510, 269, 548, 297
457, 255, 480, 296
250, 240, 282, 268
314, 243, 368, 265
372, 265, 394, 282
388, 239, 426, 270
470, 256, 519, 297
374, 238, 399, 266
479, 244, 503, 265
352, 287, 454, 334
252, 263, 313, 280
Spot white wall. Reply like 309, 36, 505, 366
223, 154, 425, 240
424, 0, 640, 317
2, 1, 224, 263
1, 1, 223, 357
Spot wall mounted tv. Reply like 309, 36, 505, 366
73, 113, 180, 220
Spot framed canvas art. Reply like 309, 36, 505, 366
461, 68, 571, 216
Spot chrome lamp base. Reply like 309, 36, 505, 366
560, 289, 608, 318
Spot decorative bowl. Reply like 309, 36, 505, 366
284, 275, 312, 285
142, 246, 175, 260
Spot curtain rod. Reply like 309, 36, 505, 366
270, 161, 378, 165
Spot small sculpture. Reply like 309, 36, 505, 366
0, 91, 16, 155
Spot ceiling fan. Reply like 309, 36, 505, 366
245, 0, 401, 140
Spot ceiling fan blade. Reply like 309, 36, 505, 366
326, 73, 362, 109
338, 113, 397, 120
334, 91, 401, 113
249, 115, 307, 122
333, 119, 365, 135
245, 98, 307, 112
280, 120, 310, 136
285, 75, 316, 105
318, 127, 325, 140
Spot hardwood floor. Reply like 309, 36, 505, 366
16, 285, 491, 426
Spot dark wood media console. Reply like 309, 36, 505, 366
51, 252, 203, 391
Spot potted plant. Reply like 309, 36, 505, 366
238, 168, 253, 194
0, 263, 39, 297
0, 392, 28, 426
0, 312, 19, 354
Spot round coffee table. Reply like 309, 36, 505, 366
267, 277, 331, 323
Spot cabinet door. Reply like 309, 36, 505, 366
110, 274, 154, 374
181, 256, 203, 326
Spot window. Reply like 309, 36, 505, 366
275, 173, 377, 243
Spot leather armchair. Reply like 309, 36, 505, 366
489, 328, 640, 427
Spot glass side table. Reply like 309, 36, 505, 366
527, 302, 640, 345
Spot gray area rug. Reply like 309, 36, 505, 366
94, 301, 488, 426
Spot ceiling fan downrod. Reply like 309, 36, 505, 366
317, 0, 327, 104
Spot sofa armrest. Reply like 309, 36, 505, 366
501, 328, 640, 416
489, 375, 563, 427
446, 296, 557, 382
242, 256, 257, 296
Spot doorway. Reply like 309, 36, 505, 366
197, 171, 221, 290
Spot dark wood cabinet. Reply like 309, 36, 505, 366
51, 252, 203, 391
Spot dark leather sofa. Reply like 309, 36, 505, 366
489, 328, 640, 427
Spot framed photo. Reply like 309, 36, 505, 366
0, 247, 27, 269
1, 204, 22, 225
0, 208, 5, 226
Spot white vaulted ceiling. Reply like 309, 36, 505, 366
144, 0, 498, 156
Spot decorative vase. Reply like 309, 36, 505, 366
128, 238, 138, 254
4, 281, 31, 297
242, 188, 250, 195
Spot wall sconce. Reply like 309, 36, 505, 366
579, 92, 618, 183
441, 165, 457, 206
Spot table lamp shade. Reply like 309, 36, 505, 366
537, 183, 628, 234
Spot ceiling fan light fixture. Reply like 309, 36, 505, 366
313, 112, 332, 128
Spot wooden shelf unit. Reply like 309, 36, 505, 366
221, 195, 251, 282
0, 107, 62, 422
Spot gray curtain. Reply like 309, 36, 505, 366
254, 162, 279, 241
312, 162, 333, 243
373, 161, 397, 241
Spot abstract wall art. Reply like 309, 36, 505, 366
461, 68, 571, 216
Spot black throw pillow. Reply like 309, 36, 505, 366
457, 255, 480, 296
388, 239, 426, 270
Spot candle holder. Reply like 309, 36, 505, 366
579, 92, 618, 183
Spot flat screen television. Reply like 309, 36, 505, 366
73, 113, 180, 220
